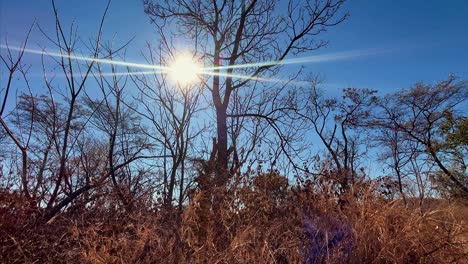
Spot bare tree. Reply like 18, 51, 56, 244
26, 0, 143, 220
0, 24, 34, 199
85, 44, 152, 211
143, 0, 348, 246
300, 79, 377, 195
144, 0, 347, 178
37, 0, 110, 218
129, 43, 207, 212
374, 124, 410, 203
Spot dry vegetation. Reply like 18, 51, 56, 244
1, 177, 467, 263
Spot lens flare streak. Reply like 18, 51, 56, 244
203, 48, 385, 71
1, 45, 383, 83
0, 44, 169, 71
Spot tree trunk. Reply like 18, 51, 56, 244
215, 107, 229, 182
21, 149, 30, 199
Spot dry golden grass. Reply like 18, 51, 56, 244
1, 180, 467, 263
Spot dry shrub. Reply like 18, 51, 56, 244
346, 193, 468, 263
1, 176, 467, 263
1, 209, 184, 263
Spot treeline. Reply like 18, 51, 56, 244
2, 71, 465, 221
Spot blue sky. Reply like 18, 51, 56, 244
320, 1, 468, 92
1, 0, 467, 95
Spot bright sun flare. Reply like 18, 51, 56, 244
168, 54, 202, 86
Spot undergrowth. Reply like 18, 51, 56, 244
1, 175, 467, 263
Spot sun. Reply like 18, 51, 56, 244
168, 53, 202, 86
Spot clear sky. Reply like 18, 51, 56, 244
1, 0, 467, 94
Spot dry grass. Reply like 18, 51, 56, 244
1, 179, 467, 263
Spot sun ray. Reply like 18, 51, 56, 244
94, 70, 163, 77
1, 45, 384, 86
0, 44, 169, 71
203, 48, 386, 71
199, 71, 267, 81
90, 70, 294, 85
